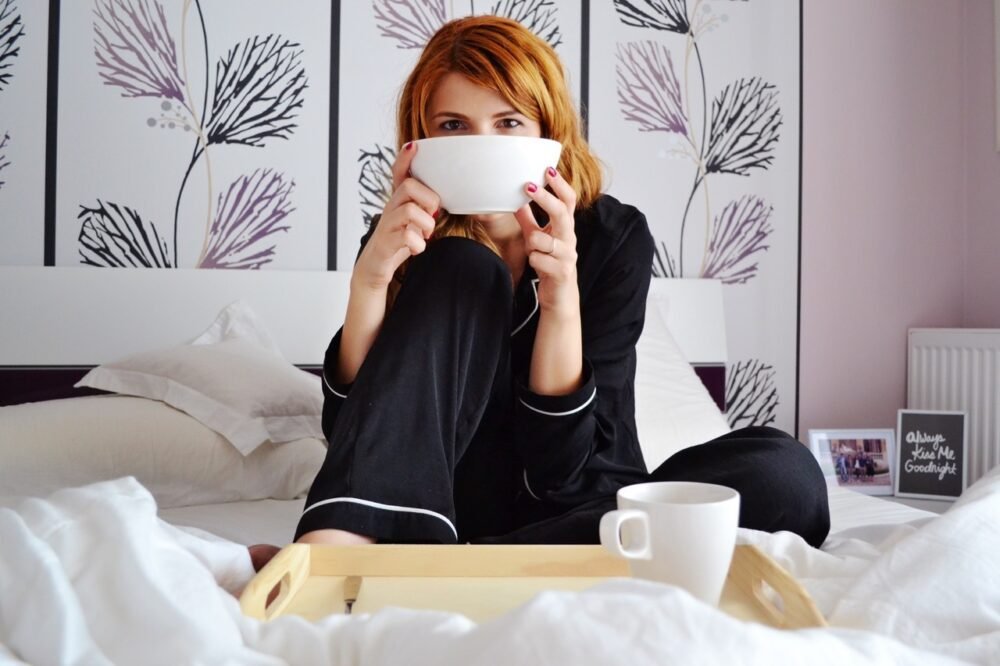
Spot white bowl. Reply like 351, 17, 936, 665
410, 136, 563, 214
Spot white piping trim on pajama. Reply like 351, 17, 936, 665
321, 372, 347, 399
519, 387, 597, 417
523, 469, 541, 500
300, 496, 458, 539
510, 278, 540, 336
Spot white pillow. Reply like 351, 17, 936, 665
635, 292, 731, 471
0, 395, 325, 509
190, 297, 284, 352
75, 301, 324, 455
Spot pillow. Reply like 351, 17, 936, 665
0, 395, 325, 509
635, 292, 732, 471
75, 301, 323, 455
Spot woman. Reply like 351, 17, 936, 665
288, 16, 829, 551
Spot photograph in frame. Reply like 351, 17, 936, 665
808, 429, 896, 496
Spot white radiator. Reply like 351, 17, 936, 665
907, 329, 1000, 486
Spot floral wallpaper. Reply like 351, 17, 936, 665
590, 0, 799, 430
75, 0, 307, 268
0, 0, 801, 431
51, 0, 330, 269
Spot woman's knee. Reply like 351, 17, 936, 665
407, 237, 511, 296
716, 425, 795, 442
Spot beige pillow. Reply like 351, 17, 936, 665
76, 302, 323, 455
0, 395, 325, 509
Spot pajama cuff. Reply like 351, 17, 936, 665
294, 497, 458, 544
515, 359, 597, 418
321, 328, 354, 399
321, 372, 352, 400
514, 359, 598, 494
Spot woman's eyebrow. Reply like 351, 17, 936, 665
430, 110, 522, 120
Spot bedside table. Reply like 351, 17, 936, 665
883, 496, 954, 514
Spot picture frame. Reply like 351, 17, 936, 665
896, 410, 967, 500
807, 429, 896, 496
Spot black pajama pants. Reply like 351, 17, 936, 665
296, 237, 831, 549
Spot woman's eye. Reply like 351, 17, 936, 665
440, 119, 464, 131
498, 118, 522, 129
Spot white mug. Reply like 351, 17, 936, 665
599, 481, 740, 606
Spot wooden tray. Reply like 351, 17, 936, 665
240, 544, 825, 629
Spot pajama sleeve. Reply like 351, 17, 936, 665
319, 328, 353, 443
515, 209, 654, 498
319, 219, 379, 442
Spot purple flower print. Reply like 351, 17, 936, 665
93, 0, 186, 102
701, 195, 773, 284
374, 0, 446, 49
616, 41, 687, 135
198, 169, 294, 270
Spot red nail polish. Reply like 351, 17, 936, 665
526, 183, 538, 193
404, 142, 413, 151
433, 208, 439, 217
547, 167, 557, 178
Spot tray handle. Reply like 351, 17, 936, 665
240, 543, 310, 621
728, 545, 827, 629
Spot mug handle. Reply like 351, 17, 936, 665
599, 509, 652, 560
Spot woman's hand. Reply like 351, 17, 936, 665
515, 166, 580, 316
354, 142, 440, 291
516, 166, 583, 396
336, 143, 438, 384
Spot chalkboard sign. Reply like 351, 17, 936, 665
895, 410, 967, 500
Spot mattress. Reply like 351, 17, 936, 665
160, 498, 306, 546
158, 484, 934, 547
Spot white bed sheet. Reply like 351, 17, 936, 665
826, 483, 934, 533
4, 469, 999, 665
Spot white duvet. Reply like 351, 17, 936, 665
1, 470, 998, 666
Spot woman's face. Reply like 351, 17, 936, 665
426, 72, 541, 139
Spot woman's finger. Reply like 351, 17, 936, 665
543, 166, 577, 212
377, 201, 435, 242
527, 249, 570, 281
544, 167, 577, 240
524, 179, 575, 241
514, 202, 541, 239
525, 229, 556, 256
390, 141, 418, 191
401, 224, 427, 255
385, 178, 440, 223
394, 198, 437, 238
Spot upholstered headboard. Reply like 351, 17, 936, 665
0, 267, 726, 409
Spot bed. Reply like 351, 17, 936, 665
0, 266, 997, 665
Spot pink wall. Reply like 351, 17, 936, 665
963, 1, 1000, 327
799, 0, 970, 436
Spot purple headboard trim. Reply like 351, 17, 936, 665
693, 364, 726, 413
0, 367, 105, 406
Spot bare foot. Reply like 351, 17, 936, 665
248, 544, 282, 572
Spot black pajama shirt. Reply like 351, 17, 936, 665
295, 195, 830, 549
